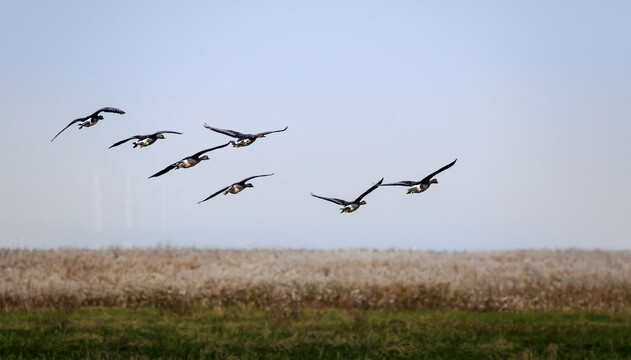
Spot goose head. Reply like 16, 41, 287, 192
199, 155, 210, 161
157, 134, 166, 139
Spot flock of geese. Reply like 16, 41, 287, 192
51, 107, 457, 213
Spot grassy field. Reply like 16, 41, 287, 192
2, 307, 631, 359
3, 249, 631, 358
2, 248, 631, 312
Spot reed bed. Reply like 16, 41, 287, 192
1, 248, 631, 313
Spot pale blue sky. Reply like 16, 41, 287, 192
1, 1, 630, 250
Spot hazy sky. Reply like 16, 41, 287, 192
1, 1, 630, 250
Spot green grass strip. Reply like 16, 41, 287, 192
1, 307, 631, 359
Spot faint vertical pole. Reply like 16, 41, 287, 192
126, 175, 132, 228
161, 182, 167, 230
94, 174, 102, 231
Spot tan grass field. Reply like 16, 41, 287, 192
2, 248, 630, 313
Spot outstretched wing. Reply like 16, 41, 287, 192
151, 130, 183, 136
92, 107, 126, 117
239, 173, 274, 183
255, 126, 288, 137
421, 159, 457, 184
354, 178, 384, 203
197, 185, 232, 204
50, 118, 85, 142
191, 141, 231, 158
108, 135, 141, 148
311, 193, 350, 206
148, 163, 177, 178
203, 124, 247, 138
379, 180, 420, 187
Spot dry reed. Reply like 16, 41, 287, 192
1, 248, 631, 313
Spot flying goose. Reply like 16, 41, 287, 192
109, 131, 183, 149
148, 142, 230, 178
203, 123, 287, 147
51, 107, 125, 142
380, 159, 457, 194
311, 178, 384, 213
198, 173, 275, 204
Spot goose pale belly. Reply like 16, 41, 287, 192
136, 138, 155, 147
178, 159, 198, 169
341, 204, 360, 213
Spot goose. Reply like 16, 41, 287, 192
311, 178, 383, 213
109, 131, 183, 149
380, 159, 457, 194
51, 107, 125, 142
148, 142, 230, 178
198, 173, 274, 204
203, 123, 287, 147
